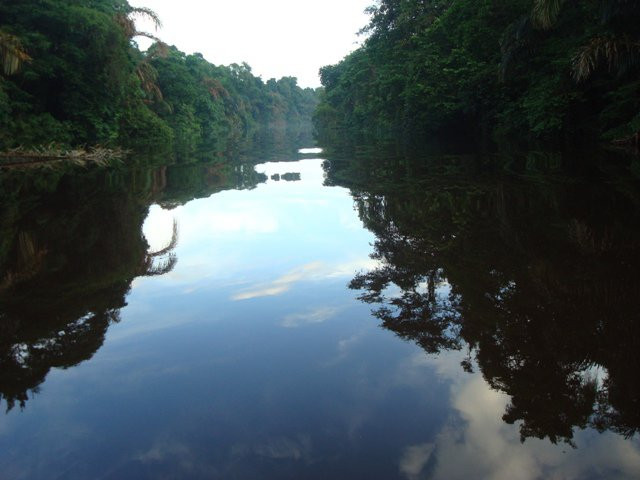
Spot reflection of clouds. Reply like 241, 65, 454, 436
232, 262, 323, 300
135, 439, 216, 477
200, 209, 278, 234
321, 331, 367, 369
419, 351, 640, 480
338, 333, 362, 354
232, 258, 380, 301
180, 199, 279, 237
137, 160, 376, 299
143, 198, 280, 285
137, 439, 190, 463
174, 196, 280, 244
284, 197, 330, 207
392, 352, 445, 388
232, 435, 313, 462
135, 435, 313, 476
143, 205, 180, 252
326, 258, 380, 278
400, 443, 435, 480
281, 306, 340, 328
106, 311, 200, 341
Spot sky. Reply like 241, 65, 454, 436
128, 0, 373, 88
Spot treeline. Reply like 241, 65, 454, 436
315, 0, 640, 147
0, 0, 318, 159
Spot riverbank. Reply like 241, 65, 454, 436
0, 146, 128, 169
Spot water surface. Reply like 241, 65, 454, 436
1, 148, 639, 479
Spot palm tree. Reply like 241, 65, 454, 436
532, 0, 640, 80
572, 34, 640, 81
115, 6, 163, 43
114, 6, 169, 105
0, 30, 31, 75
135, 59, 164, 104
140, 219, 179, 277
531, 0, 567, 30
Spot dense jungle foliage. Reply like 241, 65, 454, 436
0, 0, 318, 159
315, 0, 640, 148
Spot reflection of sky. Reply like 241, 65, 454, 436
141, 159, 371, 286
403, 351, 640, 480
1, 159, 639, 479
129, 159, 378, 336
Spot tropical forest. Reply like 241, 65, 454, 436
1, 1, 639, 479
316, 0, 640, 148
0, 0, 318, 159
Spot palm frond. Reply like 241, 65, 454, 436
0, 31, 32, 75
127, 7, 162, 31
115, 7, 163, 41
140, 219, 179, 276
573, 35, 640, 80
148, 220, 179, 258
133, 31, 162, 43
532, 0, 567, 29
143, 254, 178, 276
114, 12, 136, 38
136, 60, 163, 102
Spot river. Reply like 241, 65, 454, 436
1, 143, 639, 479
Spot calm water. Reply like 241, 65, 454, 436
1, 146, 639, 479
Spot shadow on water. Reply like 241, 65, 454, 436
323, 148, 640, 446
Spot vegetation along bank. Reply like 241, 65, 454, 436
0, 0, 318, 161
314, 0, 640, 149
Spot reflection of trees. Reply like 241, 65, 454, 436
0, 133, 303, 412
242, 122, 315, 163
0, 167, 179, 411
141, 219, 179, 276
154, 161, 267, 208
329, 152, 640, 445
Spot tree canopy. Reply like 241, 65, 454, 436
0, 0, 318, 159
315, 0, 640, 147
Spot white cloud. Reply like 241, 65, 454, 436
232, 262, 323, 300
321, 331, 366, 368
202, 210, 279, 234
254, 435, 313, 461
325, 258, 380, 278
135, 438, 218, 477
231, 258, 378, 301
143, 204, 179, 252
181, 199, 279, 237
281, 306, 340, 328
417, 351, 640, 480
400, 443, 435, 480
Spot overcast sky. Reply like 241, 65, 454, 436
129, 0, 372, 88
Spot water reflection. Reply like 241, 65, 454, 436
0, 145, 639, 479
325, 151, 640, 446
411, 350, 640, 479
0, 158, 265, 411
